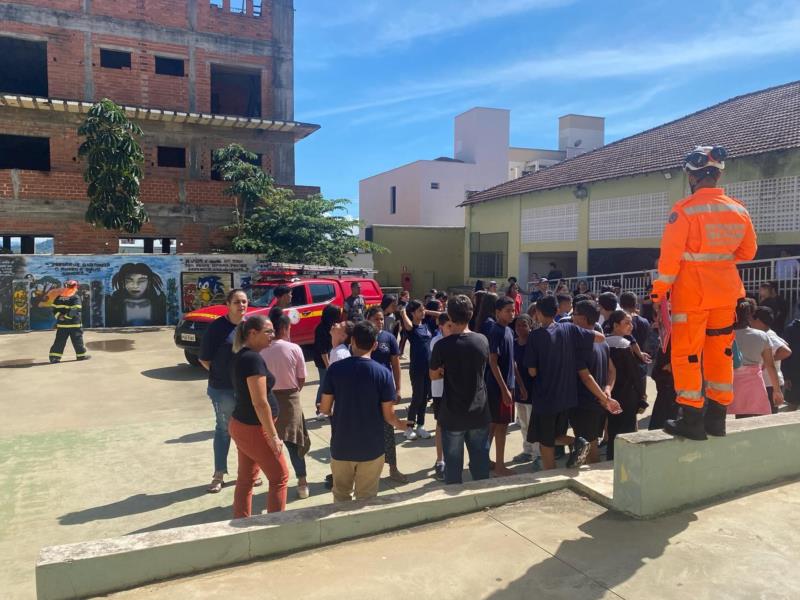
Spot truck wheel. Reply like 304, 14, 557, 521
184, 350, 201, 367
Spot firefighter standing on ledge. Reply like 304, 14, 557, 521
49, 280, 91, 363
651, 146, 757, 440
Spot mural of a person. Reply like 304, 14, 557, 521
105, 263, 167, 327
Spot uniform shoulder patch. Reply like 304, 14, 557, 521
668, 212, 678, 224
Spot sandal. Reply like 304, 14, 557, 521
253, 477, 264, 487
207, 475, 224, 493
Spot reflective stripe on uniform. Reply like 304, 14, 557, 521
683, 203, 748, 215
52, 304, 82, 309
672, 313, 688, 323
682, 252, 735, 262
56, 324, 82, 328
706, 381, 733, 392
49, 352, 63, 357
675, 389, 703, 399
657, 273, 676, 284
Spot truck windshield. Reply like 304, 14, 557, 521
249, 286, 275, 308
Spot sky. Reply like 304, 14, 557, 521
293, 0, 800, 217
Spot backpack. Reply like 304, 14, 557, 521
732, 339, 744, 370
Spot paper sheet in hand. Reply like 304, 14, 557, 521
658, 299, 671, 353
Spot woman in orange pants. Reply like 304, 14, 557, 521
228, 315, 289, 517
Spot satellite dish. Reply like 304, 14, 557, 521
574, 139, 582, 147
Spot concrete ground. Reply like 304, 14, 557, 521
2, 327, 596, 599
110, 483, 800, 600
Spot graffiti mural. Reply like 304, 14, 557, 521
181, 272, 233, 312
0, 254, 281, 333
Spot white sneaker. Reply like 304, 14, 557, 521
315, 413, 328, 421
297, 485, 310, 499
415, 426, 432, 440
404, 427, 417, 441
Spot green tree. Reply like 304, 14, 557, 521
78, 99, 148, 233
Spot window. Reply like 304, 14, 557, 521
253, 0, 263, 16
155, 56, 184, 77
0, 37, 48, 96
290, 285, 309, 306
469, 232, 508, 278
157, 146, 186, 168
100, 49, 131, 69
309, 283, 336, 303
209, 0, 223, 7
210, 65, 261, 118
0, 135, 50, 171
389, 186, 397, 214
211, 150, 262, 180
118, 238, 177, 254
1, 235, 53, 255
430, 182, 440, 190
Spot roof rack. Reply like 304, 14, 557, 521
256, 261, 376, 280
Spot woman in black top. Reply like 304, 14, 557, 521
228, 315, 289, 518
605, 310, 647, 460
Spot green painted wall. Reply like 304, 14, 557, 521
371, 226, 465, 298
465, 148, 800, 280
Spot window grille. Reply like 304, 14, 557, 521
521, 203, 578, 243
589, 192, 669, 240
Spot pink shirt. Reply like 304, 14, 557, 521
260, 339, 307, 391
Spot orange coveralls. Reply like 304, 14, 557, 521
651, 187, 757, 408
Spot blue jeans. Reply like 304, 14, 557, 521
442, 426, 491, 484
285, 441, 307, 479
208, 386, 236, 474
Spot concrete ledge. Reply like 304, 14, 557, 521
37, 468, 605, 599
613, 411, 800, 517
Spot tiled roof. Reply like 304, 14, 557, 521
463, 80, 800, 205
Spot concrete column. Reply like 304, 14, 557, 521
83, 32, 94, 101
271, 0, 294, 122
187, 0, 197, 111
577, 193, 590, 275
272, 143, 294, 186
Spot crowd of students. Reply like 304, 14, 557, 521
196, 275, 800, 518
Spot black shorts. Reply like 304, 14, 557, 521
569, 407, 605, 442
487, 389, 515, 424
527, 409, 570, 447
432, 397, 442, 421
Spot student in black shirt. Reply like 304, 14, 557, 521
199, 289, 260, 494
430, 295, 491, 484
486, 296, 516, 476
228, 315, 289, 518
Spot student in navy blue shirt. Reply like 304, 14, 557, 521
400, 299, 440, 441
555, 294, 573, 322
512, 314, 535, 463
571, 300, 623, 464
475, 292, 498, 338
486, 296, 516, 476
320, 321, 405, 503
524, 295, 605, 471
366, 306, 407, 484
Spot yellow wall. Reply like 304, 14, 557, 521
371, 226, 465, 298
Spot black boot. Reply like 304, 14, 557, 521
704, 400, 727, 437
664, 405, 708, 441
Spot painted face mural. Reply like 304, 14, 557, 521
106, 263, 167, 327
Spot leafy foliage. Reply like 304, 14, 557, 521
78, 99, 148, 233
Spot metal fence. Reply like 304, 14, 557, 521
539, 255, 800, 314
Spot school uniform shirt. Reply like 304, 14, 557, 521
199, 315, 236, 390
407, 323, 432, 375
631, 314, 651, 351
762, 329, 788, 388
429, 332, 491, 430
479, 316, 496, 339
485, 321, 515, 397
524, 322, 595, 416
329, 343, 351, 365
513, 340, 533, 404
372, 330, 400, 387
312, 321, 334, 370
606, 336, 646, 412
430, 333, 444, 398
576, 339, 610, 413
322, 356, 396, 462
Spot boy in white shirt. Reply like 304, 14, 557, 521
329, 321, 354, 365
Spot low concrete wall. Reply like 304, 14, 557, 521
613, 411, 800, 517
37, 471, 580, 600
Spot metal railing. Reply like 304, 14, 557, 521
536, 255, 800, 313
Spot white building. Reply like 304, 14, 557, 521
359, 108, 604, 229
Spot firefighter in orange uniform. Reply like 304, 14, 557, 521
651, 146, 757, 440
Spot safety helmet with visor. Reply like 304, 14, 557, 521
683, 145, 727, 172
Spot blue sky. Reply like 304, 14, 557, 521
293, 0, 800, 217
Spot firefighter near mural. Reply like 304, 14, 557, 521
651, 145, 759, 440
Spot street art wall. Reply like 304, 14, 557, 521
0, 254, 281, 332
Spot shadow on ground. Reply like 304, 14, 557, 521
59, 486, 210, 525
165, 431, 215, 444
142, 364, 208, 381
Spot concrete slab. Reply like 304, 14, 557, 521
613, 411, 800, 516
105, 482, 800, 600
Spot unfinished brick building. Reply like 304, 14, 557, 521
0, 0, 319, 254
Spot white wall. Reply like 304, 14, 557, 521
359, 162, 424, 228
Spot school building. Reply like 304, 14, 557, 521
0, 0, 318, 255
461, 80, 800, 287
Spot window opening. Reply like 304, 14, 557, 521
230, 0, 246, 14
430, 182, 440, 189
253, 0, 263, 16
155, 56, 184, 77
118, 238, 177, 254
100, 49, 131, 69
0, 135, 50, 171
0, 37, 48, 96
0, 235, 53, 255
157, 146, 186, 168
309, 283, 336, 303
290, 285, 309, 306
389, 186, 397, 214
